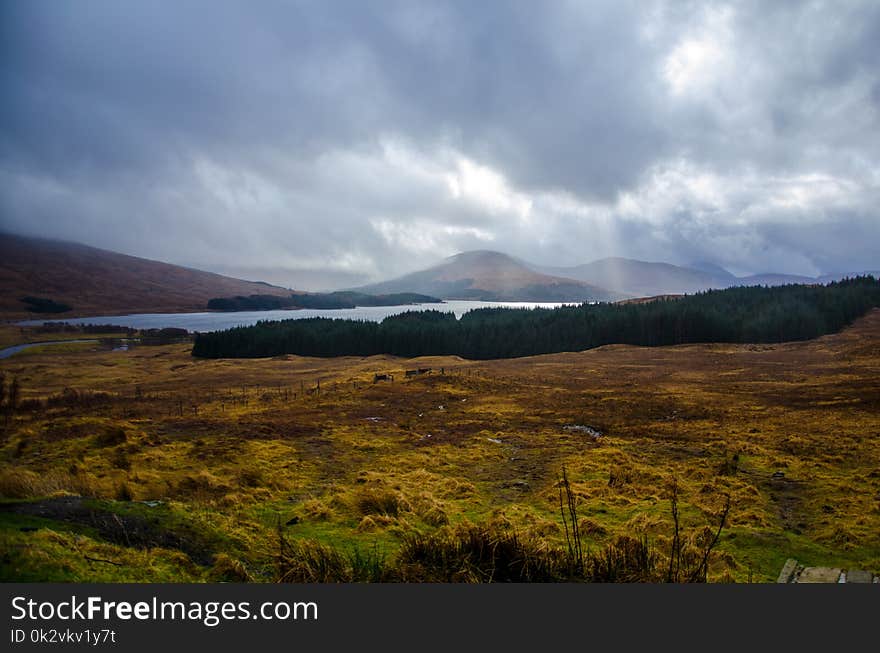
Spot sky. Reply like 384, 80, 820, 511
1, 1, 878, 290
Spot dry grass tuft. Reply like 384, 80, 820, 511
0, 467, 99, 499
354, 488, 407, 518
299, 498, 335, 521
208, 554, 254, 582
174, 471, 230, 502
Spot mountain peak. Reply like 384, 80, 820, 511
445, 250, 516, 263
353, 250, 616, 302
689, 260, 735, 279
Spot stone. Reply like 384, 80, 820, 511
797, 567, 842, 583
845, 569, 873, 583
777, 558, 799, 583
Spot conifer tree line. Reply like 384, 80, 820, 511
207, 291, 440, 311
191, 277, 880, 360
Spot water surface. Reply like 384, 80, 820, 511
18, 301, 578, 333
0, 339, 97, 360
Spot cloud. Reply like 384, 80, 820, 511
1, 0, 878, 288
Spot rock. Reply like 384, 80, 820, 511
777, 558, 799, 583
798, 567, 842, 583
563, 424, 602, 439
845, 569, 873, 583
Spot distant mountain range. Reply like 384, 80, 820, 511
2, 234, 875, 317
353, 250, 620, 302
535, 257, 732, 298
533, 257, 846, 298
356, 250, 878, 301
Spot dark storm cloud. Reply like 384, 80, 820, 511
1, 1, 878, 287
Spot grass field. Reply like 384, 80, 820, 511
1, 311, 878, 582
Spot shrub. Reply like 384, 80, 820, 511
236, 468, 264, 488
396, 524, 562, 582
354, 488, 405, 517
115, 480, 134, 501
175, 471, 230, 502
0, 468, 98, 499
209, 554, 254, 582
276, 534, 390, 582
18, 398, 44, 412
94, 426, 127, 448
110, 449, 131, 471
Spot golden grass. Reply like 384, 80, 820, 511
2, 310, 879, 581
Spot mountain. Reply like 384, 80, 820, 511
536, 257, 733, 298
535, 257, 877, 297
0, 233, 294, 318
688, 260, 737, 281
352, 250, 618, 302
353, 250, 877, 303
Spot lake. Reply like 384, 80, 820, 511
17, 300, 580, 333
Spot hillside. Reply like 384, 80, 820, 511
537, 257, 878, 297
353, 250, 617, 302
0, 233, 294, 319
538, 257, 734, 298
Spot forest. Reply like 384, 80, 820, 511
206, 291, 440, 311
19, 296, 72, 313
192, 277, 880, 359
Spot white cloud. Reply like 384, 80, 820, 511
663, 6, 733, 97
2, 1, 878, 286
446, 158, 533, 220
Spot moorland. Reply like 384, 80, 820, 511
1, 306, 878, 581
